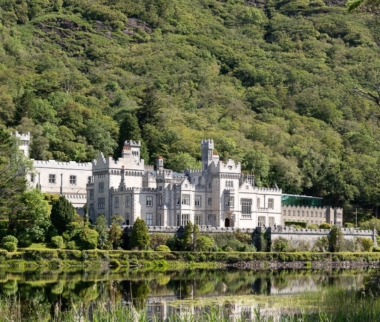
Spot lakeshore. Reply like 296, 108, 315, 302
1, 249, 380, 270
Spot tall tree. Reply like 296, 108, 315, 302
115, 112, 149, 161
21, 189, 51, 242
130, 218, 150, 250
94, 214, 111, 250
50, 196, 75, 235
0, 128, 31, 230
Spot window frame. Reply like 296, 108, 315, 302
69, 175, 77, 185
49, 174, 56, 184
241, 199, 252, 214
146, 196, 153, 207
195, 195, 201, 207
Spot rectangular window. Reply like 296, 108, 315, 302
283, 210, 286, 216
146, 213, 153, 226
195, 214, 201, 225
320, 212, 323, 218
125, 196, 130, 207
176, 194, 181, 206
293, 210, 296, 216
49, 174, 56, 184
258, 216, 266, 226
182, 194, 190, 205
268, 198, 274, 209
146, 196, 153, 207
195, 195, 201, 207
241, 199, 252, 214
302, 211, 304, 217
158, 194, 163, 206
69, 175, 76, 185
114, 196, 119, 208
125, 213, 130, 225
181, 214, 189, 226
225, 196, 234, 208
298, 210, 300, 217
311, 211, 314, 217
208, 198, 212, 206
225, 180, 233, 188
257, 198, 261, 209
30, 174, 35, 183
90, 190, 94, 200
98, 198, 105, 209
88, 176, 92, 184
269, 217, 275, 227
99, 182, 104, 192
306, 211, 309, 217
177, 214, 181, 226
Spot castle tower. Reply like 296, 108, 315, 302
201, 139, 214, 170
156, 155, 164, 171
122, 140, 141, 162
15, 131, 30, 158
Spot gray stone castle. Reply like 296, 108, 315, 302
17, 133, 342, 228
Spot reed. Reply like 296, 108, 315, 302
1, 288, 380, 322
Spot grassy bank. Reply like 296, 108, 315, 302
1, 249, 380, 271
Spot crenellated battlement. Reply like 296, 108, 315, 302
124, 140, 141, 147
33, 160, 92, 168
255, 187, 282, 193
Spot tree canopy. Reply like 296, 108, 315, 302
1, 0, 380, 220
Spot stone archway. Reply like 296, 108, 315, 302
225, 218, 230, 227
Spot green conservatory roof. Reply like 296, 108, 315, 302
281, 194, 323, 207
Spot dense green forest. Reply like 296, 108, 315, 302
1, 0, 380, 220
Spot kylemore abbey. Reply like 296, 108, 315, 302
17, 132, 343, 228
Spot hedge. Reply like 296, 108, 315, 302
284, 221, 308, 228
2, 249, 380, 264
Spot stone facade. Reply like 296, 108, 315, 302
16, 131, 343, 228
256, 226, 378, 250
30, 160, 92, 212
282, 205, 343, 226
87, 139, 283, 227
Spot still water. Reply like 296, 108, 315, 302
0, 268, 370, 320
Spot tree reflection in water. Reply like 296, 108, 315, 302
0, 268, 370, 320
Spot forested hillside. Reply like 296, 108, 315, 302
1, 0, 380, 219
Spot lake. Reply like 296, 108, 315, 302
0, 268, 372, 321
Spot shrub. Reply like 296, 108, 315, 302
196, 236, 214, 251
1, 235, 18, 246
66, 241, 77, 249
51, 236, 64, 249
2, 242, 16, 252
156, 245, 171, 252
75, 226, 98, 250
186, 253, 195, 261
239, 244, 257, 252
345, 223, 355, 228
17, 231, 32, 247
307, 224, 319, 229
313, 237, 329, 252
285, 221, 307, 228
329, 226, 343, 252
372, 246, 380, 252
360, 238, 374, 252
150, 234, 172, 249
272, 237, 289, 252
110, 259, 121, 267
319, 222, 332, 229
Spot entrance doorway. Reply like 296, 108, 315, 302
225, 218, 230, 227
